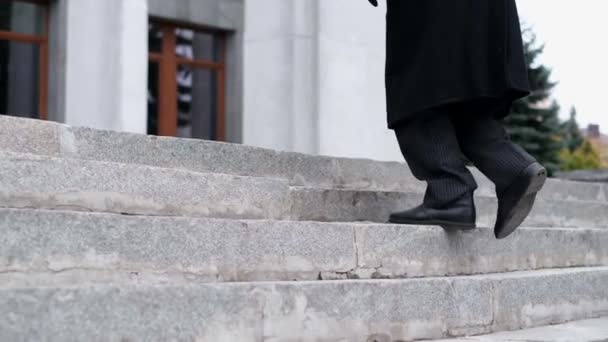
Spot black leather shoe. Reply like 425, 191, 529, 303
388, 195, 476, 231
495, 162, 547, 239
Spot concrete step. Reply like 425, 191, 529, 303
0, 151, 290, 220
1, 115, 606, 202
2, 267, 608, 341
290, 187, 608, 228
2, 152, 607, 228
438, 317, 608, 342
2, 209, 607, 281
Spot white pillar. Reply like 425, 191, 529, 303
316, 0, 403, 161
117, 0, 148, 133
243, 0, 319, 154
64, 0, 148, 133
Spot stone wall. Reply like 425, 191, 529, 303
556, 170, 608, 183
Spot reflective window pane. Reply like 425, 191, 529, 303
175, 28, 221, 62
148, 23, 162, 53
148, 22, 224, 140
176, 66, 218, 140
0, 40, 39, 118
0, 2, 45, 36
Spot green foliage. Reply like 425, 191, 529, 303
560, 140, 602, 171
561, 107, 584, 152
504, 28, 562, 175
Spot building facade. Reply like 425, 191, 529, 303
0, 0, 404, 161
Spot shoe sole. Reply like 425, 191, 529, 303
495, 162, 547, 239
389, 217, 477, 231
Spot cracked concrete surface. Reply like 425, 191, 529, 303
2, 209, 608, 282
2, 114, 606, 201
2, 116, 608, 341
1, 268, 608, 341
436, 317, 608, 341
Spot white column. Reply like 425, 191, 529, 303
64, 0, 148, 133
243, 0, 319, 154
117, 0, 148, 133
316, 0, 403, 162
291, 0, 319, 154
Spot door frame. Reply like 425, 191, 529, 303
148, 19, 227, 141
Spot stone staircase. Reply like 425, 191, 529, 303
1, 115, 607, 341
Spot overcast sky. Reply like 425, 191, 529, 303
516, 0, 608, 131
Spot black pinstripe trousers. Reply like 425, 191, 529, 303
394, 100, 536, 208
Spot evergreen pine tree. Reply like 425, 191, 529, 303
504, 28, 563, 175
561, 107, 584, 152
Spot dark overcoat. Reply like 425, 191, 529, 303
383, 0, 530, 128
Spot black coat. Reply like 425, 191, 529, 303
381, 0, 530, 128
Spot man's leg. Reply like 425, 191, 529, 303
451, 101, 536, 193
390, 109, 478, 229
451, 100, 547, 238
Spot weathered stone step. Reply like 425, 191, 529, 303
2, 267, 608, 341
0, 152, 290, 220
2, 152, 607, 227
438, 317, 608, 342
2, 209, 607, 281
290, 187, 608, 228
1, 115, 605, 202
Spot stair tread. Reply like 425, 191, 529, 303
291, 185, 608, 203
3, 208, 608, 282
0, 151, 291, 220
2, 152, 607, 228
2, 266, 607, 341
289, 186, 608, 227
437, 316, 608, 341
3, 265, 608, 287
3, 206, 606, 228
1, 115, 606, 202
2, 116, 608, 341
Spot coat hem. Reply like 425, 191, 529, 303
387, 87, 530, 130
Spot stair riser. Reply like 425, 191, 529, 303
0, 157, 608, 228
0, 116, 418, 192
3, 210, 608, 281
2, 116, 608, 342
436, 317, 608, 342
355, 226, 608, 279
0, 153, 290, 220
1, 115, 605, 202
1, 153, 606, 228
290, 189, 608, 228
2, 269, 608, 341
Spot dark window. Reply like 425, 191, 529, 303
148, 21, 226, 141
0, 0, 48, 119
